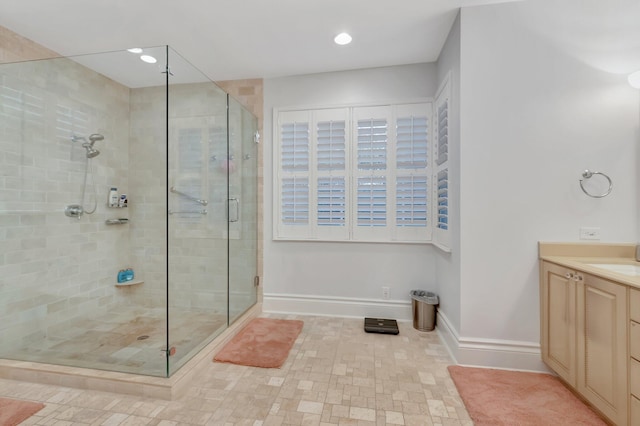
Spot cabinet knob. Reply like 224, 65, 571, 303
574, 274, 583, 282
565, 272, 574, 279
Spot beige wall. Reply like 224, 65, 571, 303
0, 26, 58, 63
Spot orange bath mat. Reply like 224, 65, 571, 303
214, 318, 303, 368
447, 365, 606, 425
0, 397, 45, 426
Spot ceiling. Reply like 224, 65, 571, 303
0, 0, 512, 82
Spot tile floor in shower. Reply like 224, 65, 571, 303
1, 306, 227, 377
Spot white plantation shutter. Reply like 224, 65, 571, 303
352, 106, 391, 240
436, 102, 448, 166
396, 175, 427, 227
315, 109, 349, 239
433, 75, 451, 249
396, 116, 428, 169
281, 122, 309, 172
317, 176, 345, 226
357, 119, 387, 171
276, 111, 312, 238
274, 102, 432, 243
281, 177, 309, 225
317, 120, 346, 171
436, 169, 448, 230
394, 103, 431, 241
357, 176, 387, 227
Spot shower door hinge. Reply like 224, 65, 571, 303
161, 346, 176, 357
254, 275, 260, 287
254, 131, 260, 144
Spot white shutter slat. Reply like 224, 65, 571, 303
281, 177, 309, 225
317, 120, 346, 171
396, 116, 428, 169
357, 118, 387, 171
281, 122, 309, 172
396, 175, 427, 227
317, 176, 346, 226
357, 176, 386, 227
436, 101, 448, 166
437, 169, 448, 230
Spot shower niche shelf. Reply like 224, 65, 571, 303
107, 204, 127, 208
115, 280, 143, 287
106, 218, 129, 225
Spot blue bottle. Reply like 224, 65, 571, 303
117, 268, 134, 283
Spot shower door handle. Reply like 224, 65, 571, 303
228, 198, 239, 222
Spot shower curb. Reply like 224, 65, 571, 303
0, 303, 261, 400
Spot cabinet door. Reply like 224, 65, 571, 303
540, 262, 576, 385
576, 273, 627, 425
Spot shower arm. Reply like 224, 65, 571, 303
170, 187, 208, 206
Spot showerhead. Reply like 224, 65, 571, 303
72, 133, 105, 158
85, 146, 100, 158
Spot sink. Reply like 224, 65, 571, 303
587, 263, 640, 276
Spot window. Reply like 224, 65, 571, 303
274, 102, 432, 243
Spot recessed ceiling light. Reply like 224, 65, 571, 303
127, 48, 143, 54
334, 32, 352, 46
140, 55, 157, 64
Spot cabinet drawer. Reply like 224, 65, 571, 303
632, 288, 640, 323
632, 395, 640, 426
632, 358, 640, 397
632, 321, 640, 361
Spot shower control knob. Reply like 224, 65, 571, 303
65, 204, 84, 218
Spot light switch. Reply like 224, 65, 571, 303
579, 227, 601, 240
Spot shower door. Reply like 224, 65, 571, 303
228, 97, 258, 324
166, 48, 230, 375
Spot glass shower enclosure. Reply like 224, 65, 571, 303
0, 46, 258, 377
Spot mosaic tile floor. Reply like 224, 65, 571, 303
0, 315, 472, 425
0, 306, 227, 377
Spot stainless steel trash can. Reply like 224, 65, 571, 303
411, 290, 438, 331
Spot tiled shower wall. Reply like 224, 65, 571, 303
0, 54, 131, 350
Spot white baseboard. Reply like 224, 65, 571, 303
264, 293, 550, 372
436, 310, 551, 373
263, 293, 413, 320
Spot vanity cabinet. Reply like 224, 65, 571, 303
631, 288, 640, 425
540, 261, 628, 425
540, 262, 576, 385
576, 273, 627, 426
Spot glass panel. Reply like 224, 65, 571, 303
228, 97, 258, 324
0, 47, 170, 376
166, 47, 229, 375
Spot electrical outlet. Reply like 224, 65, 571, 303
579, 227, 601, 240
382, 286, 390, 300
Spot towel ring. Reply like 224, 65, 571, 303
579, 170, 612, 198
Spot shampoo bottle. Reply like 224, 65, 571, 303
109, 187, 118, 207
